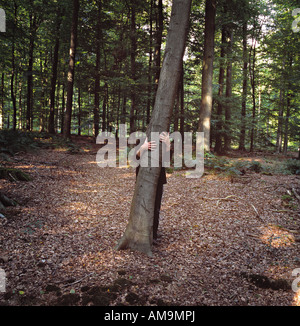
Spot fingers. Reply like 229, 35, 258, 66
159, 132, 170, 144
148, 141, 157, 150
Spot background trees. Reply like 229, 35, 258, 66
0, 0, 299, 154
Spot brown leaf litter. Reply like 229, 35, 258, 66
0, 143, 299, 306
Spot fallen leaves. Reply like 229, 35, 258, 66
0, 145, 299, 306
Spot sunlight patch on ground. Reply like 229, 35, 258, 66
259, 224, 295, 248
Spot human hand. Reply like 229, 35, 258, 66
160, 132, 170, 151
140, 137, 157, 153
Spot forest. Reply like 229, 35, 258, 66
0, 0, 300, 307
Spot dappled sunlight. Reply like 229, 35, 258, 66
293, 291, 300, 306
259, 224, 296, 248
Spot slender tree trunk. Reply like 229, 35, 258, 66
283, 57, 293, 155
0, 73, 4, 129
224, 29, 233, 151
60, 83, 65, 133
214, 24, 226, 153
146, 0, 154, 125
26, 13, 37, 131
116, 0, 191, 257
153, 0, 163, 94
63, 0, 80, 138
197, 0, 216, 151
94, 0, 101, 137
130, 4, 137, 133
276, 88, 284, 153
78, 87, 81, 135
276, 59, 285, 153
18, 79, 23, 129
179, 61, 184, 139
121, 94, 126, 125
11, 2, 18, 130
249, 22, 261, 152
283, 94, 291, 155
239, 22, 248, 151
102, 82, 108, 131
48, 13, 62, 134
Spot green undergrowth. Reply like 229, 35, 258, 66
0, 129, 82, 159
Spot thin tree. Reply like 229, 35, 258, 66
94, 0, 102, 138
63, 0, 80, 138
48, 9, 63, 134
197, 0, 216, 151
239, 21, 248, 151
116, 0, 192, 257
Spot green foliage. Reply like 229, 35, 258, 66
0, 130, 81, 158
284, 159, 300, 175
0, 167, 31, 181
0, 129, 41, 156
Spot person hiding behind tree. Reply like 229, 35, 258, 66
135, 132, 171, 243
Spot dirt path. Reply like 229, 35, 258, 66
0, 145, 299, 306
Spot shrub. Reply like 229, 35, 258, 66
284, 159, 300, 175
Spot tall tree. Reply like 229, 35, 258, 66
239, 21, 248, 151
223, 28, 233, 151
129, 2, 137, 133
116, 0, 192, 256
93, 0, 102, 138
48, 8, 63, 134
26, 0, 42, 130
63, 0, 80, 138
197, 0, 216, 151
214, 22, 227, 153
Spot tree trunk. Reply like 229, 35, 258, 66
214, 24, 226, 154
197, 0, 216, 151
129, 4, 137, 133
249, 23, 259, 153
11, 2, 18, 130
48, 13, 62, 134
94, 0, 101, 138
146, 0, 154, 125
179, 61, 184, 139
102, 82, 108, 131
239, 22, 248, 151
26, 13, 37, 131
116, 0, 191, 256
60, 83, 65, 133
153, 0, 163, 94
224, 29, 233, 151
283, 57, 293, 155
0, 73, 4, 129
276, 59, 285, 153
283, 93, 291, 155
63, 0, 80, 138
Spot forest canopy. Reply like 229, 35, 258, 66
0, 0, 299, 155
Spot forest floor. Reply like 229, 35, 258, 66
0, 135, 300, 306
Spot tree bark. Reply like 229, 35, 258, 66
129, 3, 137, 133
0, 73, 4, 129
146, 0, 154, 125
153, 0, 163, 94
224, 29, 233, 151
63, 0, 80, 138
26, 12, 37, 131
214, 24, 226, 154
116, 0, 191, 256
239, 22, 248, 151
276, 59, 285, 153
11, 2, 18, 130
48, 12, 62, 134
94, 0, 101, 138
197, 0, 216, 151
